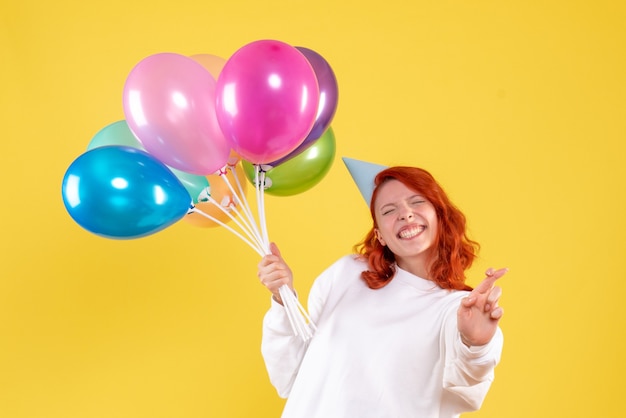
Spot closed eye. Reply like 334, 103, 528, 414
409, 194, 427, 205
380, 204, 396, 215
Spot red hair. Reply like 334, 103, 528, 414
354, 166, 478, 291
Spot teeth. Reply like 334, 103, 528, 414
398, 226, 424, 239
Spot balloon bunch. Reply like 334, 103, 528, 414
61, 40, 339, 341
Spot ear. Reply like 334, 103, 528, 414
374, 229, 386, 246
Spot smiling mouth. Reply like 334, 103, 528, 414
398, 225, 425, 239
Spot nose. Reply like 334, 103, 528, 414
399, 205, 414, 220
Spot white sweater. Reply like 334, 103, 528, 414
261, 255, 503, 418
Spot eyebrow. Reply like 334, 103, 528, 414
378, 194, 423, 211
378, 203, 395, 212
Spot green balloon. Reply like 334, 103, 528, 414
87, 120, 209, 203
243, 127, 336, 196
87, 120, 142, 150
168, 167, 210, 203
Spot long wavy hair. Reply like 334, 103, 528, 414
354, 166, 478, 291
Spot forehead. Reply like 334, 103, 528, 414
375, 180, 419, 204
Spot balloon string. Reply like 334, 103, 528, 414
220, 167, 266, 251
284, 286, 310, 337
254, 165, 270, 253
258, 168, 270, 251
254, 165, 315, 340
204, 196, 265, 255
190, 206, 265, 257
278, 285, 299, 337
205, 163, 315, 341
208, 186, 263, 252
279, 285, 315, 339
297, 299, 317, 332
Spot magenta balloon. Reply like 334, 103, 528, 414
295, 46, 339, 142
123, 53, 231, 175
215, 40, 320, 164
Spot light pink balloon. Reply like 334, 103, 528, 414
215, 40, 320, 164
123, 53, 231, 175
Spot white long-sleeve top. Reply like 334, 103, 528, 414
261, 255, 503, 418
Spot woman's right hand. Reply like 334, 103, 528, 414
258, 242, 294, 305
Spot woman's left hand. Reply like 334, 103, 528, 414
457, 267, 508, 347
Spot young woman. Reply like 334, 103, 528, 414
258, 165, 507, 418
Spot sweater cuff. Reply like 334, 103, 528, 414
457, 328, 503, 361
263, 296, 294, 334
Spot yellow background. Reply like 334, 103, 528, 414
1, 0, 625, 417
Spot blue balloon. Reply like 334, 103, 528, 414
86, 120, 210, 204
62, 146, 192, 239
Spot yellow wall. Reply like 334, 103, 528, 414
1, 0, 625, 417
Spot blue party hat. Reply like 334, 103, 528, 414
342, 157, 388, 205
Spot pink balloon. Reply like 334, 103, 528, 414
123, 53, 231, 175
215, 40, 320, 164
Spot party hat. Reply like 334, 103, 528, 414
342, 157, 388, 205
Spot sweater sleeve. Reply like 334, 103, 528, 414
441, 306, 504, 411
260, 296, 310, 398
260, 257, 340, 398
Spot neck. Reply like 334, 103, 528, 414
395, 255, 432, 280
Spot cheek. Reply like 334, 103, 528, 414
421, 208, 438, 228
377, 221, 395, 243
429, 217, 439, 237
